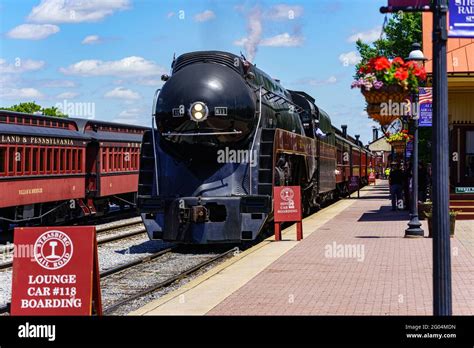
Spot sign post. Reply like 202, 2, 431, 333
273, 186, 303, 241
11, 226, 102, 316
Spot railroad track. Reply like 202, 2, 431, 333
102, 247, 237, 314
0, 217, 146, 271
0, 247, 235, 315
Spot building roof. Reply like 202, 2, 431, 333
368, 136, 391, 152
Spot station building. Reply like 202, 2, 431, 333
423, 13, 474, 199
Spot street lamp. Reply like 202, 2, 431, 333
404, 43, 427, 238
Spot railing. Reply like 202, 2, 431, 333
151, 89, 161, 197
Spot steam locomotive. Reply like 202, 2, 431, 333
138, 51, 374, 244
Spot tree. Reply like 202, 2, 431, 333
0, 102, 68, 117
355, 13, 422, 74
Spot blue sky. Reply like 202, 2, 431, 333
0, 0, 389, 144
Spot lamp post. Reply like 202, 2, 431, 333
405, 43, 426, 238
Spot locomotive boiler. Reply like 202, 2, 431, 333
138, 50, 366, 244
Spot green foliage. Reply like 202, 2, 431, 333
0, 102, 68, 117
355, 13, 422, 74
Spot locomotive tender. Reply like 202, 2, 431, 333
0, 110, 147, 231
138, 51, 374, 244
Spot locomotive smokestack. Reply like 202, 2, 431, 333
341, 125, 347, 138
373, 127, 378, 141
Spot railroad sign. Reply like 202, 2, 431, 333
449, 0, 474, 38
11, 226, 102, 316
273, 186, 303, 241
273, 186, 302, 222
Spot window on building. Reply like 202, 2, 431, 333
466, 131, 474, 179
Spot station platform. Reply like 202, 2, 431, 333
131, 181, 474, 316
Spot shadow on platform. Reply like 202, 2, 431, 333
353, 195, 390, 200
358, 205, 410, 222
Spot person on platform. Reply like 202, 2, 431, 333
389, 162, 404, 211
384, 167, 390, 179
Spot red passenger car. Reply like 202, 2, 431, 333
0, 111, 147, 231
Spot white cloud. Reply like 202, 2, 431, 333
0, 58, 45, 73
60, 56, 167, 77
7, 24, 59, 40
114, 107, 146, 124
104, 87, 140, 100
56, 91, 79, 98
266, 4, 303, 20
260, 33, 304, 47
339, 51, 362, 66
81, 34, 102, 45
194, 10, 215, 22
135, 78, 162, 86
235, 32, 304, 48
40, 79, 77, 88
167, 12, 175, 18
348, 27, 381, 43
27, 0, 131, 24
0, 87, 44, 99
294, 76, 338, 86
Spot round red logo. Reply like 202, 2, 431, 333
280, 187, 295, 202
34, 230, 74, 270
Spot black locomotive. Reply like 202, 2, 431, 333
138, 51, 372, 244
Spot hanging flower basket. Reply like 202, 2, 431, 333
385, 130, 412, 153
361, 85, 410, 104
351, 56, 427, 126
365, 103, 400, 126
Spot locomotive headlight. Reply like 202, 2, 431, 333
189, 102, 208, 122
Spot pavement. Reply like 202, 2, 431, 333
131, 180, 474, 316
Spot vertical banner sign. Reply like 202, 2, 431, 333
449, 0, 474, 38
388, 0, 431, 6
11, 226, 102, 316
273, 186, 303, 241
418, 87, 433, 127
